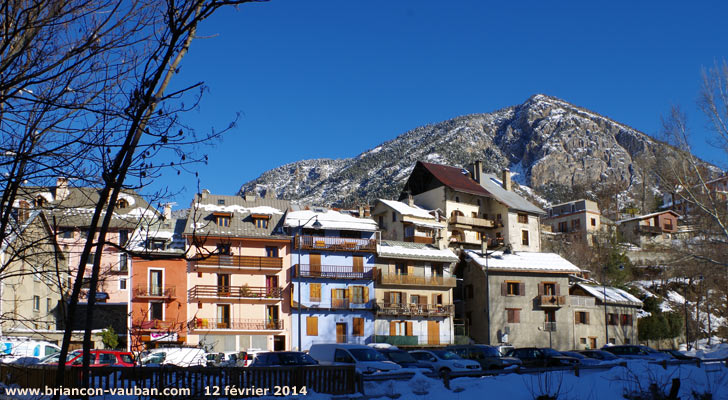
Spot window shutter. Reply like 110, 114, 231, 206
501, 282, 507, 296
290, 286, 295, 307
346, 287, 351, 300
307, 317, 318, 336
331, 288, 336, 301
406, 321, 413, 336
363, 286, 369, 302
586, 312, 590, 325
419, 295, 427, 305
555, 283, 561, 295
432, 294, 438, 305
514, 309, 520, 323
390, 321, 396, 336
538, 283, 544, 296
384, 292, 391, 305
519, 282, 525, 296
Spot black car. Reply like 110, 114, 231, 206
577, 350, 621, 362
447, 345, 522, 370
249, 352, 318, 367
659, 349, 699, 361
376, 348, 434, 371
505, 348, 579, 368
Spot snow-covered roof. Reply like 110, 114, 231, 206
479, 173, 546, 215
377, 240, 458, 262
377, 199, 437, 220
574, 283, 643, 306
284, 209, 378, 232
465, 250, 582, 273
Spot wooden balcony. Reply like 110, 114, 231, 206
375, 302, 453, 317
539, 295, 567, 308
189, 318, 283, 331
377, 271, 456, 288
293, 264, 375, 280
570, 296, 596, 307
133, 286, 176, 299
449, 215, 494, 229
404, 235, 435, 244
187, 285, 283, 301
194, 254, 283, 272
294, 235, 377, 253
637, 225, 663, 235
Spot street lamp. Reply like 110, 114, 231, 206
296, 215, 322, 351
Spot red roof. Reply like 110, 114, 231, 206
420, 162, 492, 197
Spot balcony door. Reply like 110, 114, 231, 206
217, 304, 230, 328
150, 302, 163, 321
353, 256, 363, 274
266, 275, 278, 296
266, 305, 279, 329
309, 253, 321, 275
217, 274, 230, 296
336, 323, 347, 343
427, 321, 440, 345
149, 270, 163, 296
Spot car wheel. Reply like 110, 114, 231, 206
439, 367, 451, 378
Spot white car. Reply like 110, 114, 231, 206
409, 349, 481, 376
141, 348, 206, 367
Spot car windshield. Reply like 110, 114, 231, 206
276, 353, 317, 365
596, 351, 618, 360
541, 348, 562, 357
641, 347, 658, 354
475, 347, 500, 357
120, 354, 134, 364
560, 351, 584, 359
349, 348, 388, 362
432, 350, 460, 360
386, 351, 416, 363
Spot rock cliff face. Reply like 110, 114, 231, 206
239, 94, 680, 207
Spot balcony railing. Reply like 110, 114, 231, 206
539, 295, 567, 308
449, 215, 495, 228
637, 225, 663, 234
377, 272, 456, 288
331, 299, 349, 309
375, 302, 453, 317
133, 285, 176, 299
194, 254, 283, 271
189, 318, 283, 331
294, 235, 377, 253
404, 235, 435, 244
187, 285, 283, 300
544, 322, 557, 332
570, 296, 596, 307
132, 320, 178, 331
293, 264, 375, 280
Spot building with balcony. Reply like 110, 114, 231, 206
617, 210, 679, 247
370, 199, 446, 246
462, 248, 582, 350
284, 207, 378, 351
543, 199, 603, 246
398, 161, 544, 253
129, 213, 188, 351
372, 240, 458, 346
184, 192, 291, 353
569, 283, 642, 349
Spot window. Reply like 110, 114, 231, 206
309, 283, 321, 302
119, 278, 127, 290
117, 199, 128, 209
395, 263, 406, 275
119, 230, 128, 246
506, 308, 520, 323
455, 196, 460, 203
350, 286, 366, 304
572, 219, 581, 229
410, 294, 421, 304
149, 270, 162, 295
505, 281, 521, 296
558, 221, 568, 232
255, 218, 268, 228
306, 317, 318, 336
591, 218, 596, 226
118, 253, 128, 271
216, 215, 230, 227
150, 302, 163, 321
542, 282, 556, 295
518, 213, 528, 223
580, 338, 587, 345
430, 264, 443, 277
575, 311, 589, 324
608, 313, 619, 326
33, 296, 40, 311
35, 196, 45, 207
620, 314, 633, 326
352, 318, 364, 337
265, 246, 279, 258
521, 230, 529, 246
218, 199, 225, 205
471, 211, 478, 218
392, 212, 397, 222
61, 230, 74, 239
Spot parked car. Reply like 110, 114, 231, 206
374, 348, 434, 371
68, 350, 135, 367
447, 344, 522, 370
577, 349, 622, 364
38, 350, 83, 365
249, 352, 318, 367
308, 343, 401, 374
602, 345, 672, 361
559, 351, 602, 366
141, 348, 205, 367
504, 348, 579, 368
408, 349, 481, 377
496, 345, 515, 357
207, 351, 249, 367
659, 349, 699, 361
1, 340, 60, 363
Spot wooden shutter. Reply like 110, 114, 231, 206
389, 321, 396, 336
407, 263, 415, 275
346, 287, 351, 300
432, 294, 438, 305
405, 321, 413, 336
331, 288, 336, 301
419, 295, 427, 305
290, 285, 295, 307
353, 256, 363, 273
538, 283, 544, 296
310, 283, 321, 301
519, 282, 525, 296
514, 309, 520, 323
501, 282, 507, 296
363, 286, 369, 302
586, 312, 590, 325
309, 253, 321, 275
555, 283, 561, 295
353, 318, 364, 336
306, 317, 318, 336
384, 292, 391, 305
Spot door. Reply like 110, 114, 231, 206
217, 274, 230, 296
266, 275, 278, 297
353, 256, 363, 274
149, 270, 162, 296
336, 323, 347, 343
217, 304, 230, 329
427, 321, 440, 345
273, 335, 286, 351
309, 253, 321, 276
266, 306, 279, 329
589, 337, 597, 349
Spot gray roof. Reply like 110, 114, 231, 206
479, 173, 545, 215
377, 240, 459, 262
184, 193, 290, 239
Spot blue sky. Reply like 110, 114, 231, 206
155, 0, 728, 206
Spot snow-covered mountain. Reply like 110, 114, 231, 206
238, 94, 688, 207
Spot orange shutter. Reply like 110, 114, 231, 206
306, 317, 318, 336
501, 282, 507, 296
389, 321, 396, 336
363, 286, 369, 302
405, 321, 413, 336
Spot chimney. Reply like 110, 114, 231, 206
469, 160, 483, 184
200, 189, 210, 199
244, 193, 256, 202
481, 236, 488, 255
502, 168, 512, 191
407, 194, 414, 207
163, 203, 172, 220
55, 177, 70, 201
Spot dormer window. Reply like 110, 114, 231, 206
251, 214, 270, 229
213, 212, 231, 227
34, 196, 45, 207
218, 199, 225, 205
117, 199, 128, 209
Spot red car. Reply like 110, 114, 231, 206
67, 350, 135, 367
